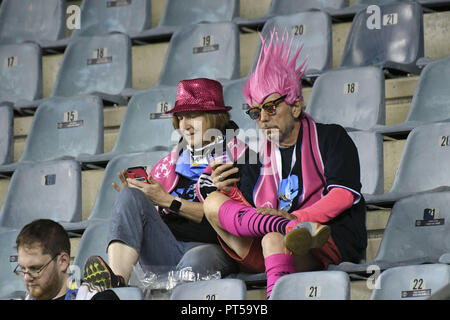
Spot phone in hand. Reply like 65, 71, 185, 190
213, 150, 239, 180
126, 166, 149, 183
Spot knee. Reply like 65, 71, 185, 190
261, 232, 285, 257
203, 191, 226, 222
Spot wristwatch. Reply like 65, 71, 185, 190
169, 197, 182, 214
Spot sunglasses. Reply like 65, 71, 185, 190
245, 95, 288, 120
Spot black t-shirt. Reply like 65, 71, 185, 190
161, 174, 218, 244
237, 122, 367, 263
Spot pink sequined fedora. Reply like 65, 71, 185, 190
166, 78, 232, 114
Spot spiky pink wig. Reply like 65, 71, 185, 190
243, 29, 307, 106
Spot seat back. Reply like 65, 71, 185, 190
348, 131, 384, 195
371, 264, 450, 300
406, 56, 450, 123
113, 86, 179, 154
158, 0, 238, 27
20, 96, 104, 162
251, 10, 332, 77
389, 122, 450, 194
0, 0, 65, 44
306, 66, 385, 130
270, 271, 350, 300
340, 2, 424, 74
0, 43, 42, 103
0, 229, 27, 299
89, 150, 167, 222
0, 106, 13, 165
157, 22, 240, 86
51, 33, 131, 98
74, 0, 151, 36
0, 160, 82, 229
373, 190, 450, 264
109, 287, 144, 300
170, 279, 247, 300
268, 0, 349, 15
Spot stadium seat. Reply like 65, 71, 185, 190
249, 10, 332, 80
0, 43, 42, 109
109, 287, 144, 300
134, 0, 239, 41
0, 0, 66, 46
65, 150, 167, 232
329, 189, 450, 273
0, 159, 82, 231
334, 0, 411, 19
0, 95, 104, 174
0, 106, 13, 166
73, 0, 151, 38
417, 0, 450, 8
371, 264, 450, 300
375, 56, 450, 137
156, 22, 240, 87
269, 271, 350, 300
0, 229, 27, 300
235, 0, 349, 27
170, 279, 247, 300
78, 86, 178, 165
340, 1, 424, 75
365, 122, 450, 205
306, 66, 385, 130
347, 131, 384, 195
51, 33, 131, 105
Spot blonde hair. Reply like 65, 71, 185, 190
171, 111, 230, 132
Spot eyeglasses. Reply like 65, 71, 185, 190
245, 95, 288, 120
14, 254, 59, 278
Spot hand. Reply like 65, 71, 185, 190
256, 207, 297, 221
112, 169, 129, 192
127, 175, 173, 208
210, 158, 240, 193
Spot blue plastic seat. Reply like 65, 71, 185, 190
51, 33, 131, 105
306, 66, 385, 130
0, 43, 42, 109
74, 0, 151, 38
0, 0, 66, 46
371, 264, 450, 300
0, 229, 27, 300
250, 10, 332, 80
340, 1, 424, 75
156, 22, 240, 87
0, 106, 13, 166
170, 279, 247, 300
270, 271, 350, 300
0, 160, 82, 231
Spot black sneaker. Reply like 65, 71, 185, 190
83, 256, 126, 288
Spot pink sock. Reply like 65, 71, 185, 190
218, 200, 290, 237
265, 253, 296, 299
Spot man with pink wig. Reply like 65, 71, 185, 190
201, 30, 367, 299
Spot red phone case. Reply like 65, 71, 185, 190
126, 166, 149, 183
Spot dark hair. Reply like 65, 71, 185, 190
16, 219, 71, 257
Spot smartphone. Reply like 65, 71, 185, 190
213, 147, 239, 180
126, 166, 149, 183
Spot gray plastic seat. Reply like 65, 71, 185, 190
365, 122, 450, 205
235, 0, 349, 27
340, 1, 424, 75
0, 159, 82, 231
0, 0, 66, 46
134, 0, 238, 41
415, 0, 450, 8
371, 264, 450, 300
0, 43, 42, 108
329, 189, 450, 274
109, 287, 144, 300
73, 0, 151, 38
270, 271, 350, 300
348, 131, 384, 195
375, 56, 450, 136
78, 86, 178, 165
250, 10, 332, 80
156, 22, 240, 87
0, 106, 13, 166
170, 279, 247, 300
306, 66, 385, 130
334, 0, 411, 19
51, 33, 131, 105
66, 150, 167, 232
0, 229, 27, 300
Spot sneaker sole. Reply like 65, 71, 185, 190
84, 256, 112, 289
284, 225, 331, 256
